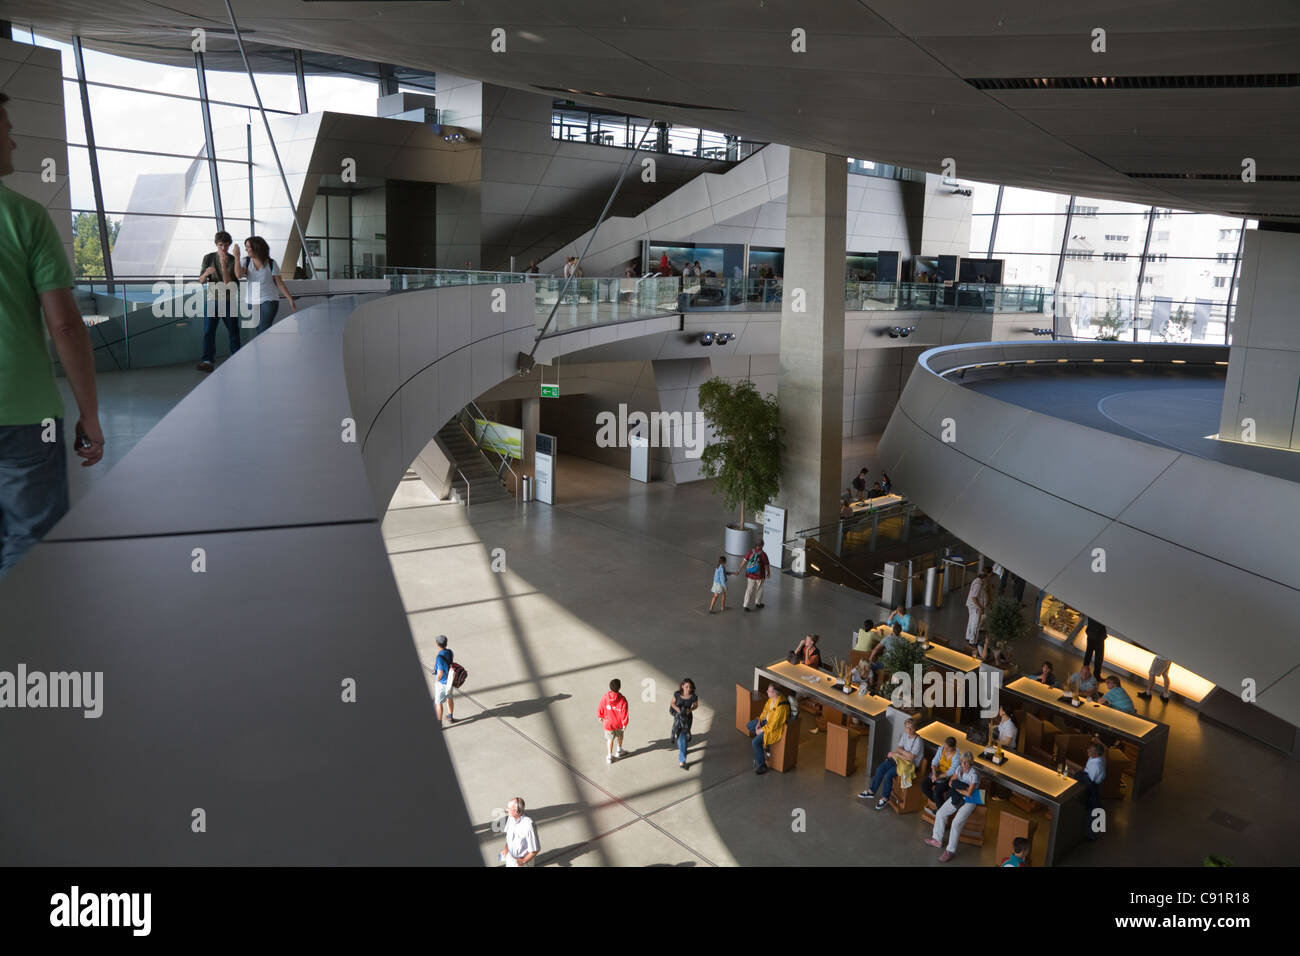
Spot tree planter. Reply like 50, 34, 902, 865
724, 523, 753, 555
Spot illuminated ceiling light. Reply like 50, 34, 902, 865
1130, 358, 1145, 363
1057, 358, 1068, 363
1092, 358, 1105, 363
1025, 359, 1036, 364
1215, 360, 1229, 366
699, 332, 715, 345
1171, 359, 1187, 364
997, 361, 1007, 366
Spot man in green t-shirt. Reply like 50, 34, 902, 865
0, 92, 103, 581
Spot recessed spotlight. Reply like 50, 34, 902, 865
699, 332, 715, 346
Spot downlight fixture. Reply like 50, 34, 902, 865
699, 332, 715, 346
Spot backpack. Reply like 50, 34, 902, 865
745, 550, 761, 574
451, 662, 468, 688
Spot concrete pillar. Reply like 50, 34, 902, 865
778, 149, 847, 535
1218, 227, 1300, 449
521, 397, 540, 478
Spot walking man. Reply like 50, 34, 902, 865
965, 569, 990, 649
742, 541, 770, 611
432, 634, 456, 723
0, 92, 103, 581
500, 797, 539, 867
1083, 617, 1107, 680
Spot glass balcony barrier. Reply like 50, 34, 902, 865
1052, 293, 1231, 344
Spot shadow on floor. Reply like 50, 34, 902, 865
453, 692, 573, 726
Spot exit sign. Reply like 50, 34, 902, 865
541, 384, 559, 398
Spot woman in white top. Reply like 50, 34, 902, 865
235, 236, 295, 333
990, 704, 1017, 750
927, 751, 981, 861
859, 718, 924, 810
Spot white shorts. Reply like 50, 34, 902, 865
1149, 657, 1172, 679
435, 680, 453, 705
711, 583, 725, 594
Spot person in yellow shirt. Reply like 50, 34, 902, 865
853, 618, 879, 653
921, 735, 959, 805
746, 683, 790, 775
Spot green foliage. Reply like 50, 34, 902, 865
986, 594, 1028, 651
697, 377, 784, 528
71, 211, 119, 279
880, 635, 928, 682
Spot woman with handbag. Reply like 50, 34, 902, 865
669, 678, 698, 770
926, 751, 982, 862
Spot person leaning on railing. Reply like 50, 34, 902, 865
0, 91, 103, 582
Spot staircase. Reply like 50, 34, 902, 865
437, 419, 514, 505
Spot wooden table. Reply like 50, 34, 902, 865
918, 721, 1087, 866
1000, 676, 1169, 798
754, 660, 892, 778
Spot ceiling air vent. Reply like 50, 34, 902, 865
967, 74, 1300, 91
1124, 173, 1300, 181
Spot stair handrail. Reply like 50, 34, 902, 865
454, 465, 470, 508
458, 402, 521, 500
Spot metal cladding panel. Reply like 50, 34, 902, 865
941, 463, 1112, 587
988, 410, 1180, 520
1121, 453, 1300, 593
1047, 522, 1300, 730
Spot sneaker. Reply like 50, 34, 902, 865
448, 715, 458, 723
764, 749, 771, 759
756, 603, 765, 609
809, 727, 819, 735
924, 838, 942, 848
743, 607, 751, 612
679, 762, 687, 770
755, 765, 767, 775
858, 790, 874, 799
938, 850, 954, 862
874, 799, 889, 811
196, 361, 214, 372
1136, 691, 1151, 700
605, 755, 613, 764
1161, 694, 1171, 702
615, 747, 626, 758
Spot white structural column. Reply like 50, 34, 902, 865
778, 149, 847, 534
521, 396, 540, 479
1218, 227, 1300, 448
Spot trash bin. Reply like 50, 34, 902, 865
520, 475, 532, 502
924, 566, 944, 609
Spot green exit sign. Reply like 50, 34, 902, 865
541, 384, 559, 398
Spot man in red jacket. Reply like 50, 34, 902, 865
742, 542, 770, 611
597, 678, 630, 764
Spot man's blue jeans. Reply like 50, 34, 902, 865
0, 419, 69, 581
200, 289, 241, 364
255, 300, 280, 334
746, 719, 766, 768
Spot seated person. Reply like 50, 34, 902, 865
1100, 675, 1136, 714
859, 717, 924, 810
1001, 836, 1031, 867
793, 634, 823, 670
921, 735, 959, 805
867, 481, 885, 498
866, 622, 906, 692
853, 618, 878, 652
1033, 661, 1057, 687
1071, 741, 1106, 840
886, 604, 912, 634
926, 751, 982, 862
880, 472, 893, 494
841, 486, 855, 504
989, 704, 1017, 751
839, 500, 855, 520
1067, 664, 1099, 698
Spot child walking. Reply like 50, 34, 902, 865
597, 679, 630, 764
708, 556, 729, 613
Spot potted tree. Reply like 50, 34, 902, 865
697, 377, 785, 554
985, 594, 1029, 667
879, 638, 929, 709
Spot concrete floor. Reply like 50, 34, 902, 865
383, 454, 1300, 867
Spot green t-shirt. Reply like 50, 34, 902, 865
0, 181, 73, 425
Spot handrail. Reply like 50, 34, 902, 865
794, 538, 883, 597
791, 496, 911, 540
454, 465, 470, 508
462, 399, 521, 499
